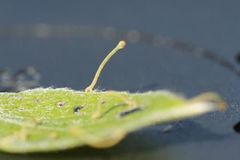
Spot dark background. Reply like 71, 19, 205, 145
0, 0, 240, 159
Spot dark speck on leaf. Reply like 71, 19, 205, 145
74, 106, 84, 114
119, 107, 142, 118
57, 102, 65, 107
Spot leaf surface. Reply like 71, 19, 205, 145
0, 88, 225, 153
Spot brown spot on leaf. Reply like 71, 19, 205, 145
57, 102, 65, 107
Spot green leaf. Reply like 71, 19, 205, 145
0, 88, 225, 153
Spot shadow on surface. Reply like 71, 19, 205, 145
0, 121, 226, 160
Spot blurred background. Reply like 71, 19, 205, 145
0, 0, 240, 160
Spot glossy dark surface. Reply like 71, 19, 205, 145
0, 1, 239, 159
